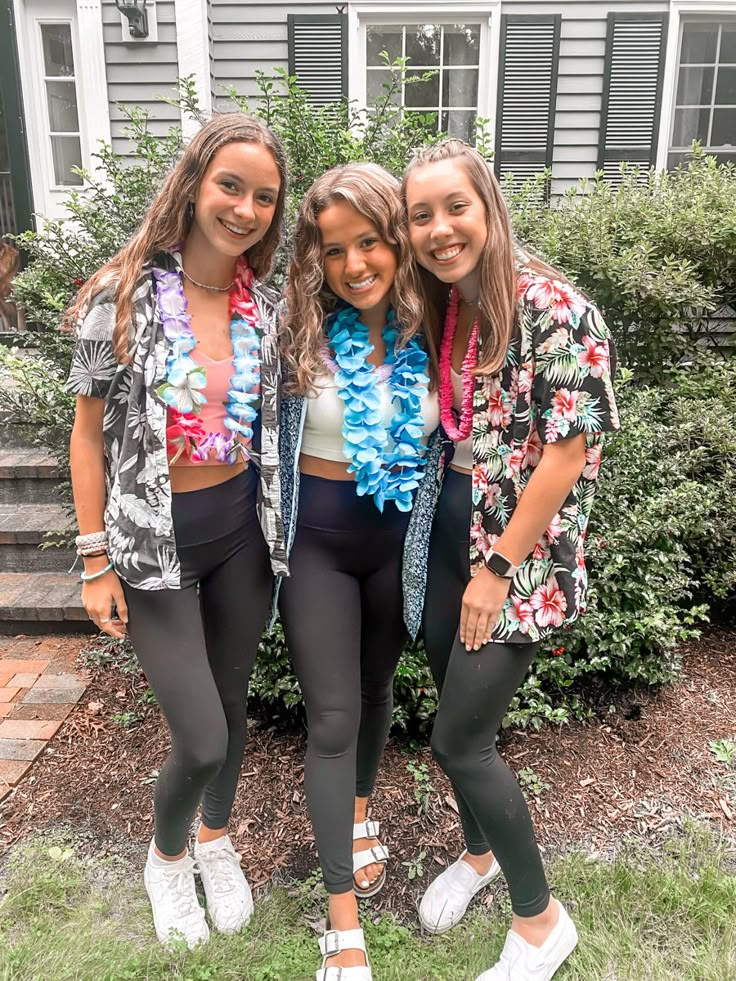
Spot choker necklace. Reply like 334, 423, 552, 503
181, 268, 235, 292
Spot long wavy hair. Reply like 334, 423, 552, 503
281, 163, 425, 396
402, 139, 568, 376
65, 113, 287, 362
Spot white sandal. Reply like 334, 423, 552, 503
352, 819, 389, 899
316, 926, 373, 981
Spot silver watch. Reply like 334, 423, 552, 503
484, 550, 520, 579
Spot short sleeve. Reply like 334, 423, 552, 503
66, 292, 119, 399
532, 300, 620, 445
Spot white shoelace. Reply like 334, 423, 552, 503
199, 844, 243, 896
160, 857, 203, 919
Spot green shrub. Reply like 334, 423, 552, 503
506, 150, 736, 379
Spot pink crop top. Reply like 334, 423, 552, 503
168, 348, 258, 466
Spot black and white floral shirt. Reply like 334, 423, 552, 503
66, 249, 287, 590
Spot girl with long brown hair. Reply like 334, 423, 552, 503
402, 139, 619, 981
66, 113, 288, 949
278, 163, 439, 980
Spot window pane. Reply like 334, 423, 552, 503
366, 69, 401, 106
46, 80, 79, 132
404, 69, 439, 108
672, 106, 711, 145
679, 23, 718, 64
715, 66, 736, 105
41, 23, 74, 77
51, 135, 82, 185
405, 25, 440, 66
676, 66, 714, 104
721, 26, 736, 64
442, 68, 478, 108
712, 108, 736, 146
366, 25, 402, 65
441, 110, 476, 142
443, 25, 480, 67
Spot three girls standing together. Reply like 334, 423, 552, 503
67, 113, 618, 981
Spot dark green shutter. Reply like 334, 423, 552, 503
287, 14, 347, 106
598, 13, 669, 180
495, 15, 560, 192
0, 0, 34, 235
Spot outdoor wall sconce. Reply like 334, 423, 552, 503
115, 0, 149, 39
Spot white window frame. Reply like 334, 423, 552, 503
13, 0, 111, 222
174, 0, 211, 139
347, 1, 500, 148
657, 0, 736, 168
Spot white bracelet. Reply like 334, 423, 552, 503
76, 531, 108, 556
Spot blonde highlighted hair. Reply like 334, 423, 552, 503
402, 139, 569, 376
65, 113, 287, 362
281, 163, 424, 396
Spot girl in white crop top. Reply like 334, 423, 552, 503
278, 163, 438, 979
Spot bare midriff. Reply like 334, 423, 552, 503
299, 453, 354, 481
449, 462, 473, 475
170, 458, 247, 494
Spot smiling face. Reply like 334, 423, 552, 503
404, 158, 488, 296
188, 141, 281, 260
317, 199, 398, 323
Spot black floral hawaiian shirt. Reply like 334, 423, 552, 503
404, 264, 619, 643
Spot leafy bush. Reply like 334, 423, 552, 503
507, 150, 736, 378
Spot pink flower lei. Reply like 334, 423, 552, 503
439, 286, 479, 442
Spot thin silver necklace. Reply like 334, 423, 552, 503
182, 268, 234, 292
459, 291, 481, 307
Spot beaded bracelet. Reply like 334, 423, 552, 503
80, 561, 113, 582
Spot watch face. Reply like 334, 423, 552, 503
486, 552, 512, 577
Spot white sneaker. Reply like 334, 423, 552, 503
194, 834, 254, 934
475, 901, 578, 980
144, 839, 209, 949
419, 850, 501, 933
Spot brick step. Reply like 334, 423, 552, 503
0, 573, 93, 636
0, 505, 75, 572
0, 447, 64, 504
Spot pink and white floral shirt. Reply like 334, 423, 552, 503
468, 267, 620, 643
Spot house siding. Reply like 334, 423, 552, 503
208, 0, 337, 110
504, 1, 668, 195
101, 0, 181, 154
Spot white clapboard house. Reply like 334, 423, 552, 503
1, 0, 734, 237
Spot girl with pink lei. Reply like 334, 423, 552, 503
66, 114, 288, 949
402, 139, 619, 981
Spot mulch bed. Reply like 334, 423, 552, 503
1, 630, 735, 920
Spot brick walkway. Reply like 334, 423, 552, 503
0, 635, 89, 801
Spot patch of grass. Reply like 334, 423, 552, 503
0, 825, 734, 979
709, 738, 736, 767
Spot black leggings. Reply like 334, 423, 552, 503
123, 468, 272, 857
423, 467, 550, 917
279, 474, 410, 894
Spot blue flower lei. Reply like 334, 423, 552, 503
327, 305, 430, 512
154, 258, 261, 464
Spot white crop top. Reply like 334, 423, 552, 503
450, 367, 474, 471
302, 372, 440, 464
